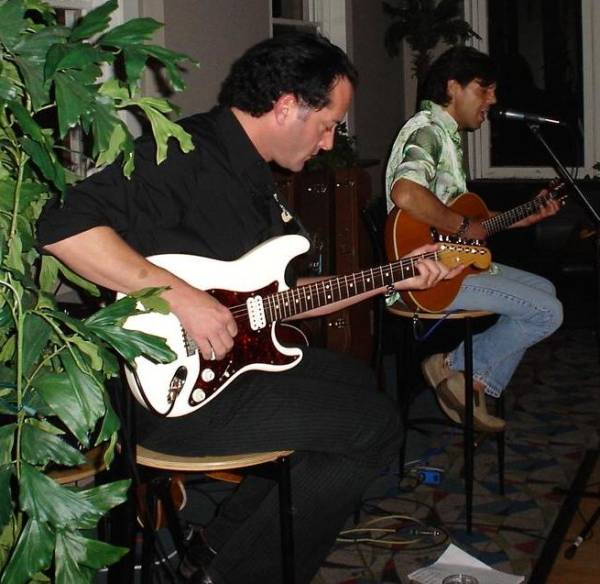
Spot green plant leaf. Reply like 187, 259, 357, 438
14, 25, 69, 62
94, 394, 119, 446
138, 44, 196, 92
83, 295, 138, 327
94, 119, 128, 168
24, 0, 55, 22
27, 417, 65, 435
38, 254, 59, 293
91, 324, 176, 363
90, 98, 120, 158
0, 0, 26, 51
19, 463, 100, 528
0, 178, 46, 213
21, 423, 85, 466
0, 464, 13, 530
21, 138, 66, 192
98, 77, 129, 100
0, 336, 16, 364
22, 312, 52, 377
56, 261, 100, 297
76, 479, 129, 530
52, 44, 113, 75
60, 351, 105, 430
0, 514, 22, 578
55, 530, 127, 583
0, 77, 19, 101
128, 97, 193, 164
0, 424, 16, 465
6, 236, 24, 274
70, 336, 103, 371
69, 0, 117, 43
0, 517, 54, 584
54, 71, 93, 138
33, 373, 91, 445
99, 17, 162, 48
14, 55, 49, 111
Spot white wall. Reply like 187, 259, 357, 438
162, 0, 271, 116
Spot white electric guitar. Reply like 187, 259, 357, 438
121, 234, 490, 417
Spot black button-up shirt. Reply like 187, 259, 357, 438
38, 107, 293, 262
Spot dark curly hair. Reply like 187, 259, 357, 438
218, 32, 358, 117
421, 46, 497, 106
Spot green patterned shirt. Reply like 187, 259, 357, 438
384, 101, 496, 304
385, 100, 467, 213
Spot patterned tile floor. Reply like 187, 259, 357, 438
314, 327, 600, 583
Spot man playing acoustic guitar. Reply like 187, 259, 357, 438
385, 46, 563, 433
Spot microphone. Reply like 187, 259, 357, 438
489, 107, 566, 126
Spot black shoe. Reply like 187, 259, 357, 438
179, 529, 217, 583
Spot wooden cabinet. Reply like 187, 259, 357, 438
273, 166, 375, 364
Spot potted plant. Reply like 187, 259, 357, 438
0, 1, 194, 581
383, 0, 479, 102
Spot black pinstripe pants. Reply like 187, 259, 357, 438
138, 347, 402, 583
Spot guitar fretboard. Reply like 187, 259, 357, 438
262, 252, 432, 323
482, 186, 564, 236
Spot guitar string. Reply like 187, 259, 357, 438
222, 249, 460, 322
484, 184, 565, 235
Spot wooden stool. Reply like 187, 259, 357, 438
387, 304, 505, 533
48, 445, 107, 485
123, 447, 296, 584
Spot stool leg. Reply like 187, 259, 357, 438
106, 453, 137, 583
397, 319, 413, 481
464, 317, 474, 534
157, 477, 187, 559
496, 394, 506, 495
278, 456, 295, 584
141, 484, 157, 583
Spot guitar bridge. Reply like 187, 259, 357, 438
430, 227, 480, 246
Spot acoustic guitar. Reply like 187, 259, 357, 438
119, 234, 490, 417
384, 180, 566, 313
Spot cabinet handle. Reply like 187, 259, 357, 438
328, 318, 347, 328
336, 180, 355, 188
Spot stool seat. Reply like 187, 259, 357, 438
387, 304, 494, 320
48, 445, 106, 485
136, 446, 294, 472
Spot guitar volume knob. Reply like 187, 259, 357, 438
191, 388, 207, 403
201, 368, 216, 382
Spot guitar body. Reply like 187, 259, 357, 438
120, 235, 310, 418
385, 192, 490, 312
120, 233, 489, 416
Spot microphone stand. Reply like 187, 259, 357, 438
526, 122, 600, 345
527, 122, 600, 562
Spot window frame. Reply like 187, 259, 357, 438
464, 0, 600, 180
270, 0, 348, 53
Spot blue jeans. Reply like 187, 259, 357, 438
445, 263, 563, 397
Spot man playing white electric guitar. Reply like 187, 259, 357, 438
40, 34, 464, 584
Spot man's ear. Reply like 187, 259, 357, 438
446, 79, 460, 103
273, 93, 297, 124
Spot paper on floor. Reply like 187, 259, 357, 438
408, 543, 524, 584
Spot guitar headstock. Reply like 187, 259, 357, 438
438, 242, 491, 270
546, 178, 568, 204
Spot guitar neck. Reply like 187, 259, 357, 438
482, 193, 551, 236
263, 253, 430, 322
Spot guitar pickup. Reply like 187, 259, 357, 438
247, 295, 267, 330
